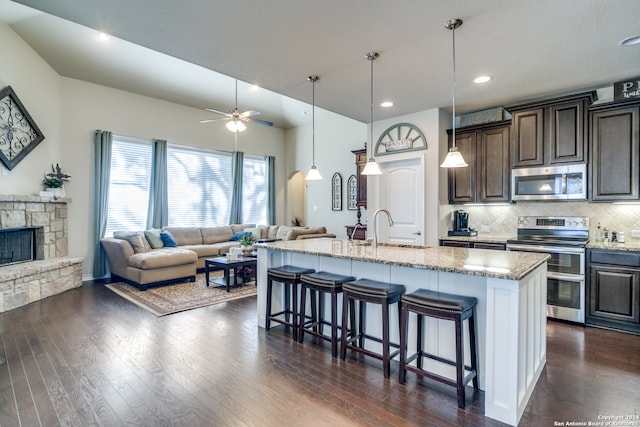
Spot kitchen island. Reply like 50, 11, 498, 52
256, 238, 549, 426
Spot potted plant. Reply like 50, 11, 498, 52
239, 232, 256, 255
42, 177, 65, 197
42, 163, 71, 198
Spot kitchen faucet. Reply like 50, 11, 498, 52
371, 208, 394, 249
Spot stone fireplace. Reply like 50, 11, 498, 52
0, 195, 83, 313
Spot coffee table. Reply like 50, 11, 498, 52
205, 256, 257, 292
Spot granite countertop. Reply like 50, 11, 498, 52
439, 234, 515, 244
257, 238, 548, 281
587, 241, 640, 252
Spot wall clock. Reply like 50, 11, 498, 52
0, 86, 45, 170
374, 122, 427, 156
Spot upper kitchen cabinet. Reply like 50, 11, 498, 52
507, 91, 597, 168
589, 101, 640, 201
447, 120, 510, 204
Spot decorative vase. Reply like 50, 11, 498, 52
46, 186, 65, 197
241, 245, 254, 256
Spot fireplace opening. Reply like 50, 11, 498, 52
0, 227, 43, 267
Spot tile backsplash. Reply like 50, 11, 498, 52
440, 202, 640, 240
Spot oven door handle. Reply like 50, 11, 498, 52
506, 244, 585, 254
547, 272, 584, 282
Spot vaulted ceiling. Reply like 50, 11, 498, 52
2, 0, 639, 128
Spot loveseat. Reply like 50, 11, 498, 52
101, 224, 335, 289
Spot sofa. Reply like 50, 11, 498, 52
101, 224, 335, 289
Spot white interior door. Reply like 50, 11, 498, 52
378, 156, 424, 245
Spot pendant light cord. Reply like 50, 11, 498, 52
451, 23, 457, 148
370, 54, 374, 156
312, 77, 316, 166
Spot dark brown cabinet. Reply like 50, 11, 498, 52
352, 148, 367, 207
589, 101, 640, 201
447, 121, 510, 204
508, 91, 596, 167
439, 240, 506, 250
587, 249, 640, 334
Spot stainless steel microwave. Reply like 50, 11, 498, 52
511, 164, 587, 201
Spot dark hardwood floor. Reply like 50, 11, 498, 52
0, 284, 638, 427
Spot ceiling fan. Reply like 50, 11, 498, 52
200, 79, 273, 132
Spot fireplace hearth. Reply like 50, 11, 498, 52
0, 227, 43, 266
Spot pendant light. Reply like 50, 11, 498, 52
440, 18, 468, 168
361, 52, 383, 175
305, 75, 323, 180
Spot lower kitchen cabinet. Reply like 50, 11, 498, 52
439, 239, 506, 250
587, 249, 640, 333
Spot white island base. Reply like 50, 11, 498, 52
257, 242, 547, 426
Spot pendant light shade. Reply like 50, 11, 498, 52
440, 18, 468, 168
305, 75, 323, 180
362, 52, 383, 176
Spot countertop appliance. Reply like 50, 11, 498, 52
511, 164, 587, 201
448, 210, 477, 237
506, 216, 589, 323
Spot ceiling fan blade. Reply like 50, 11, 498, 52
246, 117, 274, 127
205, 108, 232, 117
240, 110, 261, 118
200, 118, 228, 124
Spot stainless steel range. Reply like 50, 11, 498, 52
506, 216, 589, 323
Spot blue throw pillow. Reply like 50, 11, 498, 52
160, 230, 177, 247
230, 231, 250, 241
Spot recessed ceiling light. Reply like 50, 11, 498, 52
97, 32, 111, 41
620, 34, 640, 46
474, 75, 492, 84
380, 101, 394, 107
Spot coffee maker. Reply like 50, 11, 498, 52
448, 210, 477, 236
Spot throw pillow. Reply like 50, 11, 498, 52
125, 234, 148, 253
230, 231, 250, 241
144, 228, 164, 249
160, 230, 178, 247
245, 227, 262, 241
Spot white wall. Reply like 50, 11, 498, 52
286, 108, 366, 237
0, 23, 62, 194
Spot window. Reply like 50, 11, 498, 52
242, 156, 267, 225
167, 145, 233, 227
104, 136, 152, 237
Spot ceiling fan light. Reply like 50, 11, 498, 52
362, 158, 383, 175
306, 165, 323, 180
440, 147, 468, 168
226, 120, 246, 132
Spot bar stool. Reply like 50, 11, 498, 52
298, 271, 355, 357
340, 278, 405, 378
398, 288, 479, 409
266, 265, 315, 341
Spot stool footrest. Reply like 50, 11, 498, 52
409, 351, 477, 376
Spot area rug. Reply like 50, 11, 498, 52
105, 273, 256, 316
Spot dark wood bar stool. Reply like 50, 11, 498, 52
266, 265, 315, 341
298, 271, 355, 357
398, 288, 479, 409
340, 278, 405, 378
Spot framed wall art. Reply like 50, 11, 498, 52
347, 174, 357, 210
0, 86, 45, 170
332, 172, 342, 211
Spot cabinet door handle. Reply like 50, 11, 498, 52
412, 231, 422, 235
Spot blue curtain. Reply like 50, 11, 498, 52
229, 151, 244, 224
266, 155, 275, 225
147, 139, 168, 229
93, 130, 112, 278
